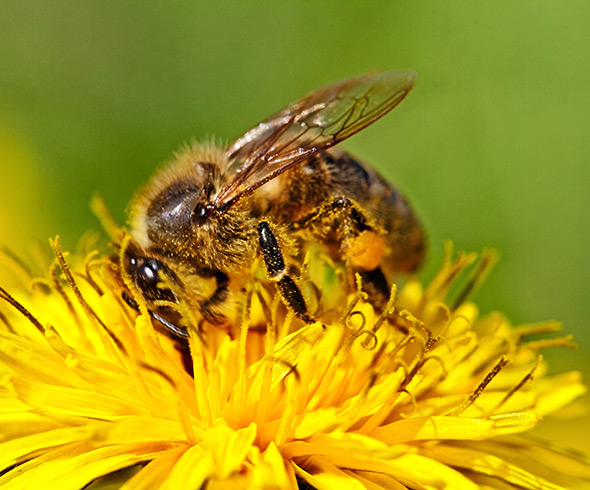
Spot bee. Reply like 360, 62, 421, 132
121, 71, 425, 338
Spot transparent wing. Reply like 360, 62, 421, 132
213, 70, 417, 210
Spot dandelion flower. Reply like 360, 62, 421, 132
0, 238, 588, 490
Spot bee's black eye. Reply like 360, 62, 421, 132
139, 258, 161, 284
125, 255, 177, 304
121, 255, 187, 339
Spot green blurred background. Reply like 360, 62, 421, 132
1, 1, 589, 448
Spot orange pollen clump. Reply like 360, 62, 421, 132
346, 230, 385, 271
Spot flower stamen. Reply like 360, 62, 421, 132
452, 248, 498, 310
79, 250, 104, 296
339, 274, 368, 325
0, 284, 44, 332
449, 357, 510, 416
521, 335, 578, 351
493, 355, 541, 414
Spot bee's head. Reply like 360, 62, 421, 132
128, 158, 222, 258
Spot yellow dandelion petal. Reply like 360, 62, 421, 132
164, 444, 213, 489
201, 421, 257, 479
120, 445, 187, 490
386, 452, 481, 490
293, 462, 367, 490
98, 416, 187, 445
455, 436, 590, 487
347, 470, 411, 490
534, 371, 587, 415
370, 412, 541, 445
0, 441, 172, 490
420, 444, 568, 490
9, 376, 149, 418
0, 425, 96, 470
249, 442, 295, 490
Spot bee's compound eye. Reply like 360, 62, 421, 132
139, 258, 162, 284
133, 256, 178, 304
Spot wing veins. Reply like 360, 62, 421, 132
214, 70, 416, 210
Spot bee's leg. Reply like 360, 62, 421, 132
296, 197, 390, 305
201, 283, 231, 325
297, 197, 381, 260
296, 197, 372, 234
122, 291, 190, 338
257, 221, 314, 324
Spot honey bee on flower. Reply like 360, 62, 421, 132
120, 71, 424, 337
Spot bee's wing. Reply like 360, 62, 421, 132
213, 70, 417, 210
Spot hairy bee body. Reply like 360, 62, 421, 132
122, 71, 425, 336
271, 149, 424, 275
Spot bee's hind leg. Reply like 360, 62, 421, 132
296, 196, 391, 307
257, 221, 315, 324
